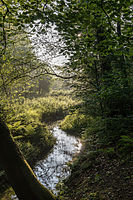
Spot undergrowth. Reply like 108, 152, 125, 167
57, 113, 133, 200
0, 94, 78, 195
60, 110, 87, 136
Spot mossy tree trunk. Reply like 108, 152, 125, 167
0, 120, 56, 200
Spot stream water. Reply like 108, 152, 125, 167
34, 125, 82, 194
11, 125, 82, 199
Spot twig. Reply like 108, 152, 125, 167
100, 0, 115, 31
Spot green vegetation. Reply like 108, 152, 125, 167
0, 94, 78, 196
50, 1, 133, 198
60, 110, 87, 136
0, 121, 56, 200
3, 93, 77, 152
0, 0, 133, 199
7, 94, 76, 125
57, 115, 133, 200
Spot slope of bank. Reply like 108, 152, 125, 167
58, 114, 133, 200
59, 142, 133, 200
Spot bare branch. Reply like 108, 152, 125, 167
100, 0, 115, 31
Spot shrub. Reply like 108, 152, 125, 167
60, 110, 87, 136
118, 135, 133, 160
83, 116, 133, 147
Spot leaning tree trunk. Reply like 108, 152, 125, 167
0, 120, 56, 200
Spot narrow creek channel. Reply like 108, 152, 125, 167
11, 125, 82, 199
34, 125, 82, 194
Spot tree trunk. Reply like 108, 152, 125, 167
0, 120, 56, 200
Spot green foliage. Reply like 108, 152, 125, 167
16, 140, 39, 164
16, 125, 55, 166
60, 110, 87, 136
28, 96, 78, 122
5, 95, 77, 136
0, 30, 50, 102
48, 0, 133, 119
49, 89, 73, 97
120, 135, 133, 144
0, 1, 133, 198
24, 76, 51, 99
83, 116, 133, 146
118, 135, 133, 160
0, 0, 52, 105
1, 94, 77, 169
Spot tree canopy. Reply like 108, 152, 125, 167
47, 0, 133, 117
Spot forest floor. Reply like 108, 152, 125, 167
59, 140, 133, 200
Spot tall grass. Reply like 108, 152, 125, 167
18, 96, 77, 123
4, 95, 78, 162
60, 110, 87, 136
4, 95, 78, 163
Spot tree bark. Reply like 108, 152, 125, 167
0, 120, 56, 200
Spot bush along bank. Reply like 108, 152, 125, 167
57, 116, 133, 200
22, 96, 78, 123
60, 109, 87, 137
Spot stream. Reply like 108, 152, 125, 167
34, 125, 82, 194
11, 125, 82, 199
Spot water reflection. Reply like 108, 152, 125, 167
34, 126, 82, 193
11, 126, 82, 199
